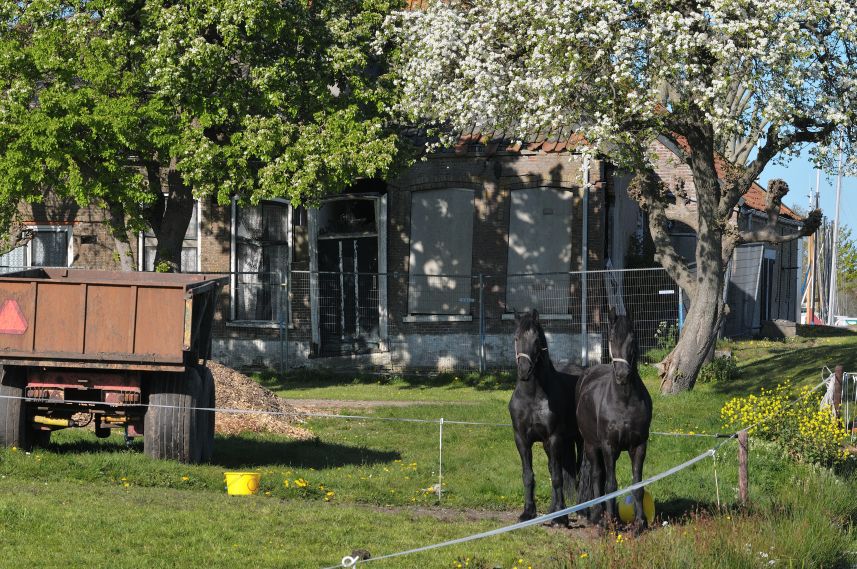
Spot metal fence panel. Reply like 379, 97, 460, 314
197, 266, 683, 374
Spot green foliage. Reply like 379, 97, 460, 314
0, 0, 405, 244
646, 320, 678, 361
697, 356, 738, 384
721, 382, 850, 467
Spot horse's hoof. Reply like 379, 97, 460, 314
518, 511, 537, 522
545, 515, 569, 527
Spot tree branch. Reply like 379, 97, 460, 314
736, 179, 822, 245
628, 170, 698, 296
744, 121, 836, 185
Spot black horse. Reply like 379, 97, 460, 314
509, 310, 582, 525
576, 309, 653, 530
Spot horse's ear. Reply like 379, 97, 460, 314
608, 306, 616, 324
532, 309, 539, 323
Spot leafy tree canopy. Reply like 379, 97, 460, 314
0, 0, 404, 267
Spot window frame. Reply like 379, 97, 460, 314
229, 198, 293, 324
26, 225, 74, 268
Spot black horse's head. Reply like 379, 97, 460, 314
607, 307, 637, 384
514, 309, 547, 381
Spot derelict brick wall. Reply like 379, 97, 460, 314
17, 200, 138, 270
386, 150, 606, 339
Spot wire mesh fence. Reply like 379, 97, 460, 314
203, 266, 685, 374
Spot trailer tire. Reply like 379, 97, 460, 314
144, 369, 203, 464
0, 365, 28, 449
196, 365, 215, 463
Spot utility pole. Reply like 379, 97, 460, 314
806, 170, 820, 324
827, 138, 844, 326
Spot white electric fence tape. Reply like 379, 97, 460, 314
0, 393, 722, 437
324, 449, 717, 569
0, 374, 831, 569
322, 377, 829, 568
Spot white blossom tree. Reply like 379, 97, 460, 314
380, 0, 857, 393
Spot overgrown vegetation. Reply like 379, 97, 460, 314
697, 356, 739, 385
721, 382, 851, 467
645, 320, 678, 362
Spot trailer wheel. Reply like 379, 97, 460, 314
0, 365, 28, 449
196, 365, 215, 463
144, 369, 203, 464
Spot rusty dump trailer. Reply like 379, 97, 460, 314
0, 268, 224, 463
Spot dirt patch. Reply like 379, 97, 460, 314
207, 362, 313, 439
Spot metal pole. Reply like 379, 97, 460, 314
828, 141, 844, 326
438, 417, 444, 502
279, 270, 286, 375
581, 157, 590, 367
738, 429, 749, 506
678, 287, 684, 331
479, 274, 485, 374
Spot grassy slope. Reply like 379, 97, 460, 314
1, 335, 855, 568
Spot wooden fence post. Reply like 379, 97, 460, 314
834, 364, 844, 419
738, 429, 749, 506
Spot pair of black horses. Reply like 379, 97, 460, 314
509, 309, 653, 531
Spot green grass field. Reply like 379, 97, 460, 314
1, 335, 856, 568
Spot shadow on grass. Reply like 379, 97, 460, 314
713, 340, 857, 396
43, 435, 400, 469
212, 436, 400, 469
655, 497, 720, 522
257, 368, 516, 392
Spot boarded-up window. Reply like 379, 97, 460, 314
506, 188, 574, 313
725, 244, 764, 336
408, 188, 475, 315
235, 201, 290, 321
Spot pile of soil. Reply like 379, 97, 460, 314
206, 362, 313, 440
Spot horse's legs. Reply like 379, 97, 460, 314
545, 435, 569, 526
602, 446, 619, 524
630, 442, 648, 534
584, 442, 604, 524
560, 436, 578, 515
514, 431, 537, 521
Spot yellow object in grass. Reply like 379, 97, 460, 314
224, 472, 261, 496
617, 489, 655, 524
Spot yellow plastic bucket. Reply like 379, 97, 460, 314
224, 472, 261, 496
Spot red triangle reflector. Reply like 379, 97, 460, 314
0, 299, 27, 335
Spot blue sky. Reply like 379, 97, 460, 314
761, 148, 855, 231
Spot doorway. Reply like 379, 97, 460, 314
316, 198, 380, 355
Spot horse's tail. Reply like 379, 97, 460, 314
576, 448, 594, 516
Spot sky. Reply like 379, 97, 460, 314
761, 148, 856, 231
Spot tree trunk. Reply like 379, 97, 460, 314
105, 201, 136, 272
659, 120, 726, 394
145, 162, 195, 273
660, 272, 723, 393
